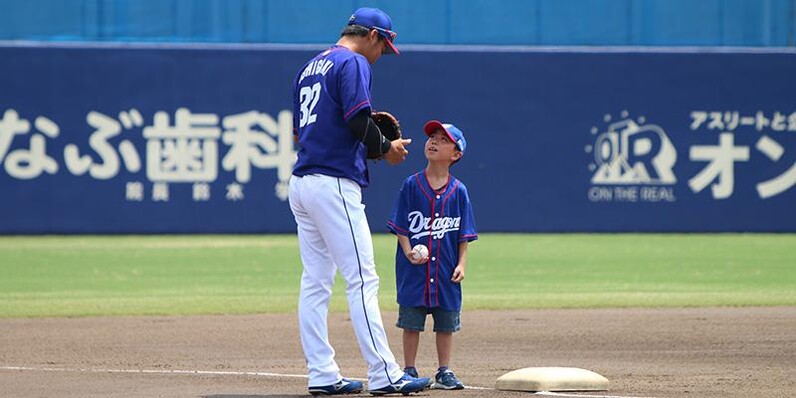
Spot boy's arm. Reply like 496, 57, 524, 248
452, 241, 469, 283
397, 235, 427, 265
397, 235, 413, 258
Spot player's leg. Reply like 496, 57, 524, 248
289, 175, 341, 387
310, 176, 404, 389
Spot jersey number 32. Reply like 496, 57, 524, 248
299, 83, 321, 128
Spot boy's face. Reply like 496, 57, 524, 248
425, 129, 462, 164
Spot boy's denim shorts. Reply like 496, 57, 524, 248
396, 305, 461, 333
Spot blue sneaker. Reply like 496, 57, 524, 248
404, 367, 434, 388
309, 378, 364, 395
369, 372, 430, 396
434, 368, 464, 390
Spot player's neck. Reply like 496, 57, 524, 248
425, 163, 450, 186
336, 36, 360, 54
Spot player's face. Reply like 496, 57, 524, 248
362, 30, 385, 64
425, 130, 461, 163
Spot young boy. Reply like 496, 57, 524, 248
387, 120, 478, 390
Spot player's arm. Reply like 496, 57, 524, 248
341, 56, 410, 164
347, 109, 392, 156
292, 75, 301, 147
452, 241, 468, 283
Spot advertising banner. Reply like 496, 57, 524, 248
1, 44, 794, 232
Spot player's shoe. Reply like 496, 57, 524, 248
308, 378, 364, 395
434, 368, 464, 390
368, 372, 430, 396
404, 367, 434, 388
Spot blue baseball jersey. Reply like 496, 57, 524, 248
292, 46, 373, 187
388, 171, 478, 311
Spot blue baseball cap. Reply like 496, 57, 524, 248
347, 7, 399, 55
424, 120, 467, 154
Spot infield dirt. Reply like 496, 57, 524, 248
1, 307, 793, 397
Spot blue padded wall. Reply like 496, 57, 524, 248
0, 0, 793, 46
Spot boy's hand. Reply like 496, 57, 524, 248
451, 264, 465, 283
405, 248, 428, 265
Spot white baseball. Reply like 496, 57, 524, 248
410, 244, 428, 261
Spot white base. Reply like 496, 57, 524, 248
495, 367, 609, 392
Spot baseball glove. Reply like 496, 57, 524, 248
367, 110, 402, 159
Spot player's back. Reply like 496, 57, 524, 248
292, 46, 373, 187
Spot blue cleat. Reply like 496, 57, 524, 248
309, 378, 364, 395
369, 372, 430, 396
434, 368, 464, 390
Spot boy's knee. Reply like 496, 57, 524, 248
431, 308, 461, 333
397, 305, 428, 331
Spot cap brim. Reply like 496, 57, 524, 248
383, 39, 399, 55
423, 120, 457, 144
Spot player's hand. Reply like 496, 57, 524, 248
384, 138, 411, 165
451, 265, 465, 283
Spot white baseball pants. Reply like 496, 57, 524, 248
288, 174, 403, 389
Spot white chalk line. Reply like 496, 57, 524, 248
0, 365, 309, 379
0, 365, 654, 398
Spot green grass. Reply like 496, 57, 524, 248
0, 234, 794, 317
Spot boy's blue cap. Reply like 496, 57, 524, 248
424, 120, 467, 154
348, 8, 399, 55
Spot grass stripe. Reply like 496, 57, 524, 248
0, 234, 793, 317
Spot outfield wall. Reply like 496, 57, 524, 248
2, 0, 794, 47
1, 43, 795, 233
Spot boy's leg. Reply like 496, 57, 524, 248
403, 329, 421, 368
397, 306, 433, 387
435, 332, 453, 368
431, 308, 464, 389
435, 332, 465, 390
431, 308, 461, 369
396, 305, 428, 370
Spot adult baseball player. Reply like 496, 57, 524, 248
288, 7, 429, 396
